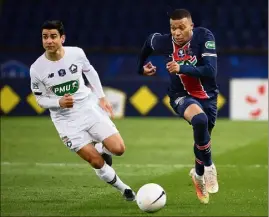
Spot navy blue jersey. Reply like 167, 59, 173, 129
137, 27, 219, 100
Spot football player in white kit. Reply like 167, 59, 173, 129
30, 20, 135, 201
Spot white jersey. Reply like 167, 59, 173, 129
30, 46, 104, 121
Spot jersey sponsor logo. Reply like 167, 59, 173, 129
58, 69, 66, 77
205, 41, 216, 49
48, 73, 54, 78
51, 80, 79, 96
69, 64, 78, 74
177, 55, 197, 66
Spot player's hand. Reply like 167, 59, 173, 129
143, 62, 157, 76
59, 94, 74, 108
166, 61, 180, 74
99, 97, 114, 118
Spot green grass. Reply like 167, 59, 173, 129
1, 117, 268, 216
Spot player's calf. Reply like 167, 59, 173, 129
77, 144, 105, 169
77, 143, 135, 200
191, 113, 212, 167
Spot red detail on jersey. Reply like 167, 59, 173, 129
172, 42, 208, 99
178, 74, 208, 99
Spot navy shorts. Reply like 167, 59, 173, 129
170, 95, 218, 131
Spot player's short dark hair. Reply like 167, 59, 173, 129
41, 20, 65, 36
169, 9, 192, 20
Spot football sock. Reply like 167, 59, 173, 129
94, 162, 129, 193
102, 146, 114, 156
191, 113, 212, 167
94, 142, 103, 154
194, 144, 204, 176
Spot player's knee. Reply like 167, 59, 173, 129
113, 141, 125, 156
104, 134, 125, 156
191, 113, 208, 129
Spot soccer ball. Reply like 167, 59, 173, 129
136, 183, 166, 213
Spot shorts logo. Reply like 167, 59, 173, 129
51, 80, 79, 96
205, 41, 216, 49
61, 136, 72, 148
175, 96, 186, 106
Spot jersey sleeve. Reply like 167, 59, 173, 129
79, 48, 105, 98
201, 30, 217, 58
30, 67, 60, 109
137, 33, 165, 75
179, 30, 217, 78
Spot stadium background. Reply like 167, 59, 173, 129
1, 0, 268, 216
1, 0, 268, 119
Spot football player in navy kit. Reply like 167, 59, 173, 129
137, 9, 219, 204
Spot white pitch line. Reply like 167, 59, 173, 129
1, 162, 267, 169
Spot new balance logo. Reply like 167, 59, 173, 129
48, 73, 54, 78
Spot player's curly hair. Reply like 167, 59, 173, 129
41, 20, 65, 36
169, 9, 192, 20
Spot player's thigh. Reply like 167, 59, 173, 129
89, 120, 125, 154
89, 108, 125, 154
170, 96, 204, 123
89, 120, 119, 143
89, 105, 119, 142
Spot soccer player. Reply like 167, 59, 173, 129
30, 20, 135, 201
137, 9, 219, 204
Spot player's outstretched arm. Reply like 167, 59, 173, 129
30, 67, 61, 109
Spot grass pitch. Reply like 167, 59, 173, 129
1, 117, 267, 216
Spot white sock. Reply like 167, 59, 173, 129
195, 173, 204, 180
94, 142, 103, 154
94, 163, 130, 193
102, 146, 114, 156
205, 163, 214, 171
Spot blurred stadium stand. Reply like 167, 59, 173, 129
0, 0, 268, 119
0, 0, 268, 51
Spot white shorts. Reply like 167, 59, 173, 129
52, 105, 118, 152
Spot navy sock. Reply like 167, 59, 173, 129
191, 113, 212, 167
194, 144, 204, 176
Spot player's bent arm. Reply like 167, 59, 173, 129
30, 68, 60, 109
178, 30, 217, 78
137, 33, 162, 75
178, 56, 217, 78
80, 48, 105, 98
